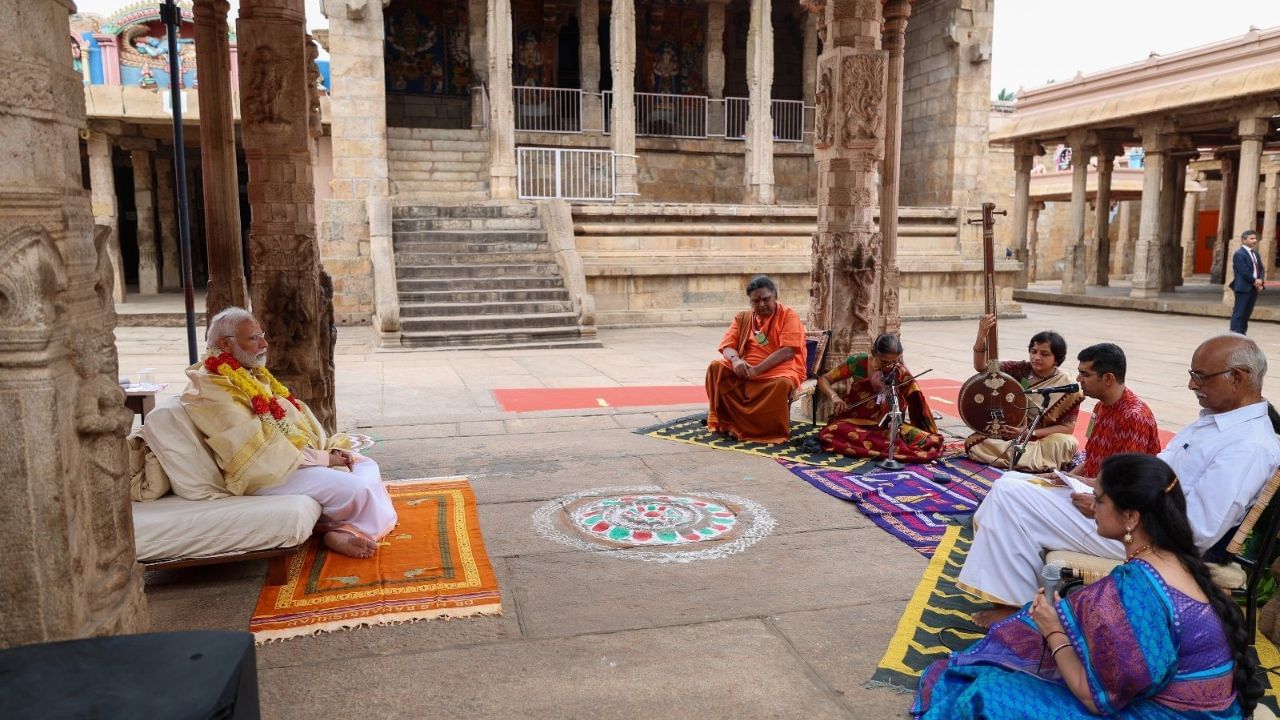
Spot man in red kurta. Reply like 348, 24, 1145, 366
1068, 343, 1162, 478
705, 276, 807, 443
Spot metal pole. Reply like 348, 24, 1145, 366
161, 0, 198, 365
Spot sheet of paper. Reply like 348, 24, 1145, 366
1054, 469, 1093, 495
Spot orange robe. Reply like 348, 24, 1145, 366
704, 303, 807, 443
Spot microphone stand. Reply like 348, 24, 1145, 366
1008, 390, 1053, 468
878, 370, 906, 470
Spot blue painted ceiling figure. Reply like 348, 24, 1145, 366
515, 29, 544, 87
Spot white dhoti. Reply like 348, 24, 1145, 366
255, 456, 398, 541
957, 471, 1123, 606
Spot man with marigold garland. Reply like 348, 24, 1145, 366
181, 307, 397, 558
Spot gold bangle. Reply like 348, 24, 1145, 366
1050, 642, 1071, 656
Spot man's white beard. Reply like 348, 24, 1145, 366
233, 346, 268, 369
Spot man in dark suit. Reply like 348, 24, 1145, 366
1230, 229, 1265, 334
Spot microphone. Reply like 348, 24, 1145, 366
1033, 383, 1079, 395
1039, 564, 1079, 599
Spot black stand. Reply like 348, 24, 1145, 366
1008, 391, 1053, 468
878, 373, 906, 470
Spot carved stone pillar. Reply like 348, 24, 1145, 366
1116, 200, 1135, 276
809, 0, 888, 369
238, 0, 336, 431
487, 0, 517, 199
321, 0, 396, 336
131, 149, 159, 295
579, 0, 602, 132
1210, 151, 1237, 285
469, 0, 487, 86
1262, 165, 1279, 279
1, 0, 147, 647
1011, 140, 1042, 288
1163, 154, 1190, 289
1181, 179, 1201, 280
1223, 115, 1270, 303
1131, 129, 1169, 299
194, 0, 249, 316
610, 0, 639, 198
1062, 130, 1094, 294
1089, 145, 1116, 287
1027, 201, 1043, 283
878, 0, 910, 332
155, 148, 180, 290
86, 132, 124, 303
705, 0, 728, 135
744, 0, 775, 205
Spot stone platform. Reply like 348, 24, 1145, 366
1014, 278, 1280, 324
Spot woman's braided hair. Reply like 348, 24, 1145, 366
1099, 453, 1261, 716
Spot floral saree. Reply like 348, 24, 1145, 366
913, 560, 1241, 719
817, 353, 944, 462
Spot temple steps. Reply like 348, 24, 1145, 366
390, 201, 600, 350
387, 127, 488, 202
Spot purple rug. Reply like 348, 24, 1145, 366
779, 457, 1004, 557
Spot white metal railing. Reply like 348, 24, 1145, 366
723, 97, 806, 142
517, 147, 615, 201
513, 86, 583, 133
603, 91, 708, 138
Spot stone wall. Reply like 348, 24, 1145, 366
386, 94, 469, 129
901, 0, 994, 209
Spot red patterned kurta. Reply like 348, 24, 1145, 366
1080, 387, 1162, 477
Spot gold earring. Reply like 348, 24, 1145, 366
1123, 528, 1133, 544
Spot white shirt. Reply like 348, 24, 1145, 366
1157, 400, 1280, 552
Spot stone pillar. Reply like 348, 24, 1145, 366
469, 0, 488, 86
1062, 130, 1094, 294
1210, 152, 1237, 285
610, 0, 639, 198
1161, 154, 1189, 290
744, 0, 775, 205
321, 0, 397, 336
86, 132, 124, 303
1181, 181, 1201, 280
1028, 201, 1043, 282
131, 149, 159, 295
1223, 115, 1270, 303
1011, 140, 1042, 288
579, 0, 602, 132
1131, 129, 1169, 299
809, 0, 889, 367
1262, 167, 1279, 279
1090, 146, 1116, 287
487, 0, 517, 199
238, 0, 337, 431
705, 0, 727, 135
878, 0, 910, 332
1, 0, 147, 647
803, 12, 817, 106
194, 0, 249, 315
1116, 200, 1135, 276
155, 148, 179, 290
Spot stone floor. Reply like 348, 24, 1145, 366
121, 304, 1278, 719
1014, 277, 1280, 323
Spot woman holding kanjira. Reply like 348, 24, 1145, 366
816, 333, 944, 462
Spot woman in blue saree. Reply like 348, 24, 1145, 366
914, 453, 1260, 719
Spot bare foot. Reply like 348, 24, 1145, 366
324, 530, 378, 559
971, 605, 1018, 629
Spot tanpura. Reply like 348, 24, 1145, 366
957, 203, 1027, 437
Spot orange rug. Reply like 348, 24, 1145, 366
250, 477, 502, 642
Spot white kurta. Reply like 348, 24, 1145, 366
255, 455, 398, 541
958, 400, 1280, 605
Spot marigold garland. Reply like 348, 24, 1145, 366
203, 352, 315, 448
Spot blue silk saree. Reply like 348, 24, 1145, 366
913, 560, 1241, 719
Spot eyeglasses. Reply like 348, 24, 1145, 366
225, 333, 267, 343
1187, 368, 1235, 383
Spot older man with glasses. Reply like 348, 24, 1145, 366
958, 333, 1280, 627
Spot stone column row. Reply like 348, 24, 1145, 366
1222, 112, 1273, 303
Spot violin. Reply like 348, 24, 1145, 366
958, 203, 1027, 436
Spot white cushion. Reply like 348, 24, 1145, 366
141, 397, 228, 501
132, 494, 322, 562
127, 430, 171, 502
